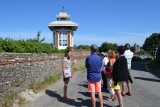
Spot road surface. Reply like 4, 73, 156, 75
23, 62, 160, 107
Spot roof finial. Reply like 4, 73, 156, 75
62, 6, 65, 12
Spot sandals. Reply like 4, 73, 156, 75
121, 92, 126, 96
108, 97, 116, 102
126, 92, 131, 96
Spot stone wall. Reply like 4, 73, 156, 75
0, 50, 89, 102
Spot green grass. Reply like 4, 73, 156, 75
0, 65, 86, 107
0, 91, 26, 107
147, 59, 160, 74
30, 72, 62, 93
29, 65, 86, 93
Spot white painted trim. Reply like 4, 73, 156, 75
59, 46, 68, 49
57, 33, 59, 49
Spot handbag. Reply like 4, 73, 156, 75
63, 68, 71, 78
104, 66, 112, 75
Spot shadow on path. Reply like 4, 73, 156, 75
134, 77, 160, 82
78, 84, 88, 89
45, 90, 112, 107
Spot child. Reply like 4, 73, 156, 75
62, 47, 76, 100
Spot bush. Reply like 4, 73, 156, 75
143, 58, 152, 62
0, 38, 65, 53
156, 47, 160, 60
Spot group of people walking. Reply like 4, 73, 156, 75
61, 43, 133, 107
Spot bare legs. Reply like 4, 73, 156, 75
121, 82, 126, 95
122, 82, 131, 96
91, 92, 103, 107
98, 92, 103, 107
127, 82, 132, 94
63, 82, 69, 99
115, 89, 123, 107
108, 78, 115, 101
91, 92, 96, 107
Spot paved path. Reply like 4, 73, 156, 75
24, 62, 160, 107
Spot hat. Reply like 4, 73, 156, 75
100, 52, 106, 56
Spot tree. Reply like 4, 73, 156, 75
156, 46, 160, 60
34, 31, 45, 42
99, 42, 118, 52
143, 33, 160, 58
74, 45, 90, 50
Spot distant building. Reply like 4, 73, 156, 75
48, 9, 78, 49
134, 43, 140, 53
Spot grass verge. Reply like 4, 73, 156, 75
30, 72, 62, 93
30, 65, 86, 93
0, 91, 27, 107
0, 65, 86, 107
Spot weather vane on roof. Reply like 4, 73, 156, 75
62, 6, 65, 12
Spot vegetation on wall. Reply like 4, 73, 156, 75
0, 31, 66, 53
74, 45, 90, 50
0, 38, 66, 53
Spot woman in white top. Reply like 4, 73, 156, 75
62, 47, 76, 100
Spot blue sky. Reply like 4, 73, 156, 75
0, 0, 160, 46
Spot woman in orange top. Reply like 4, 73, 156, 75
107, 50, 116, 101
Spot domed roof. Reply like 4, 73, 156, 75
57, 12, 70, 18
48, 10, 78, 31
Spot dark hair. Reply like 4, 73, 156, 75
125, 43, 130, 50
64, 47, 73, 59
90, 44, 98, 53
117, 46, 125, 55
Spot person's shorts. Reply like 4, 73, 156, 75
112, 81, 122, 90
63, 77, 70, 84
88, 81, 101, 92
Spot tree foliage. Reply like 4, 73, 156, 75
99, 42, 118, 52
34, 31, 45, 42
0, 37, 65, 53
143, 33, 160, 57
156, 46, 160, 60
74, 45, 90, 50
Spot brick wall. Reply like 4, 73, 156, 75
0, 50, 90, 102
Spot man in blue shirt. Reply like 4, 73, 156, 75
85, 44, 103, 107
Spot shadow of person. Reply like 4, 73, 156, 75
77, 98, 111, 107
45, 90, 111, 107
78, 84, 88, 89
78, 91, 90, 97
78, 92, 112, 107
45, 90, 80, 106
45, 90, 61, 99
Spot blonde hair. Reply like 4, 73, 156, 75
108, 50, 116, 58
